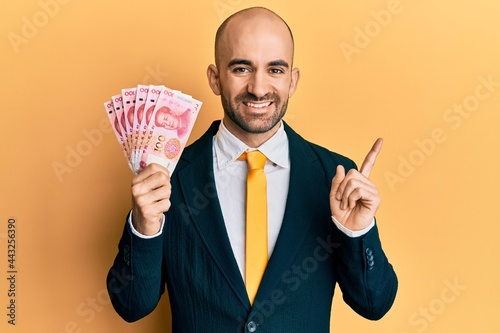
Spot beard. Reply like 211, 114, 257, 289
221, 92, 289, 134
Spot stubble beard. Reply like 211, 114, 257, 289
221, 92, 288, 134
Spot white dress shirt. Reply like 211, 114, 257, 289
129, 120, 375, 279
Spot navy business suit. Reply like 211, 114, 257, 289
107, 120, 398, 332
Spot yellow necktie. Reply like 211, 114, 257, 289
240, 150, 268, 304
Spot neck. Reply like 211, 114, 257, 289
222, 118, 281, 148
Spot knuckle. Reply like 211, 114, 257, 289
149, 163, 160, 171
346, 168, 358, 177
158, 172, 168, 183
135, 195, 148, 208
131, 181, 141, 191
345, 178, 358, 189
131, 184, 142, 197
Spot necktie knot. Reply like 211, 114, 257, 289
240, 150, 266, 170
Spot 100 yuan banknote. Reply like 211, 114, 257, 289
139, 87, 202, 173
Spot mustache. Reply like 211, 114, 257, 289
235, 93, 280, 103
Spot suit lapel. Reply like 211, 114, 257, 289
256, 123, 326, 302
176, 121, 250, 309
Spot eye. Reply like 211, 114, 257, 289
232, 67, 250, 73
269, 68, 285, 74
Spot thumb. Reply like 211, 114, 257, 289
331, 165, 345, 200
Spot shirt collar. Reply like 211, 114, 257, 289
213, 120, 290, 170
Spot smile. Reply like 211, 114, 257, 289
244, 101, 272, 109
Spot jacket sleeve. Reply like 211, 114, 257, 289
106, 215, 165, 322
333, 221, 398, 320
318, 145, 398, 320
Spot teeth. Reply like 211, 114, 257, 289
247, 102, 271, 109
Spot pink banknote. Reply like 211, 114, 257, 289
121, 87, 137, 160
104, 100, 131, 168
104, 84, 202, 174
139, 87, 202, 173
137, 85, 163, 168
111, 94, 131, 158
133, 86, 148, 151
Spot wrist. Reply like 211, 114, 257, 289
132, 212, 163, 236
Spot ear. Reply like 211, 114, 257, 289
207, 64, 221, 96
288, 67, 300, 98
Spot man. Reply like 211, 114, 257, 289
154, 106, 191, 138
107, 7, 397, 332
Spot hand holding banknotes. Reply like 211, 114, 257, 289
131, 163, 171, 236
104, 84, 202, 235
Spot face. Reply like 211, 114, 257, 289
156, 108, 180, 129
208, 12, 300, 141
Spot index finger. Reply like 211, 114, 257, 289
359, 138, 383, 177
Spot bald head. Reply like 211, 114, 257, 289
214, 7, 295, 67
206, 6, 300, 146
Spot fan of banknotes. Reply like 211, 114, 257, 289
104, 84, 202, 174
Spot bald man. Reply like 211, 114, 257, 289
107, 7, 397, 332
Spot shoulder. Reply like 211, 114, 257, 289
284, 122, 357, 167
310, 141, 357, 169
178, 120, 220, 163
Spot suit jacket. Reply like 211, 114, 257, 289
107, 120, 398, 333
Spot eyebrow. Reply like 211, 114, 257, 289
268, 60, 289, 68
227, 59, 252, 67
227, 59, 290, 68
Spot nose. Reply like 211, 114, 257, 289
246, 70, 268, 98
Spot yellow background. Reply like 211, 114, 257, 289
1, 0, 499, 332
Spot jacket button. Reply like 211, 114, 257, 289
247, 321, 257, 332
367, 258, 375, 270
365, 247, 374, 270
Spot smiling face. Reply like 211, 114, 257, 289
207, 7, 300, 146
